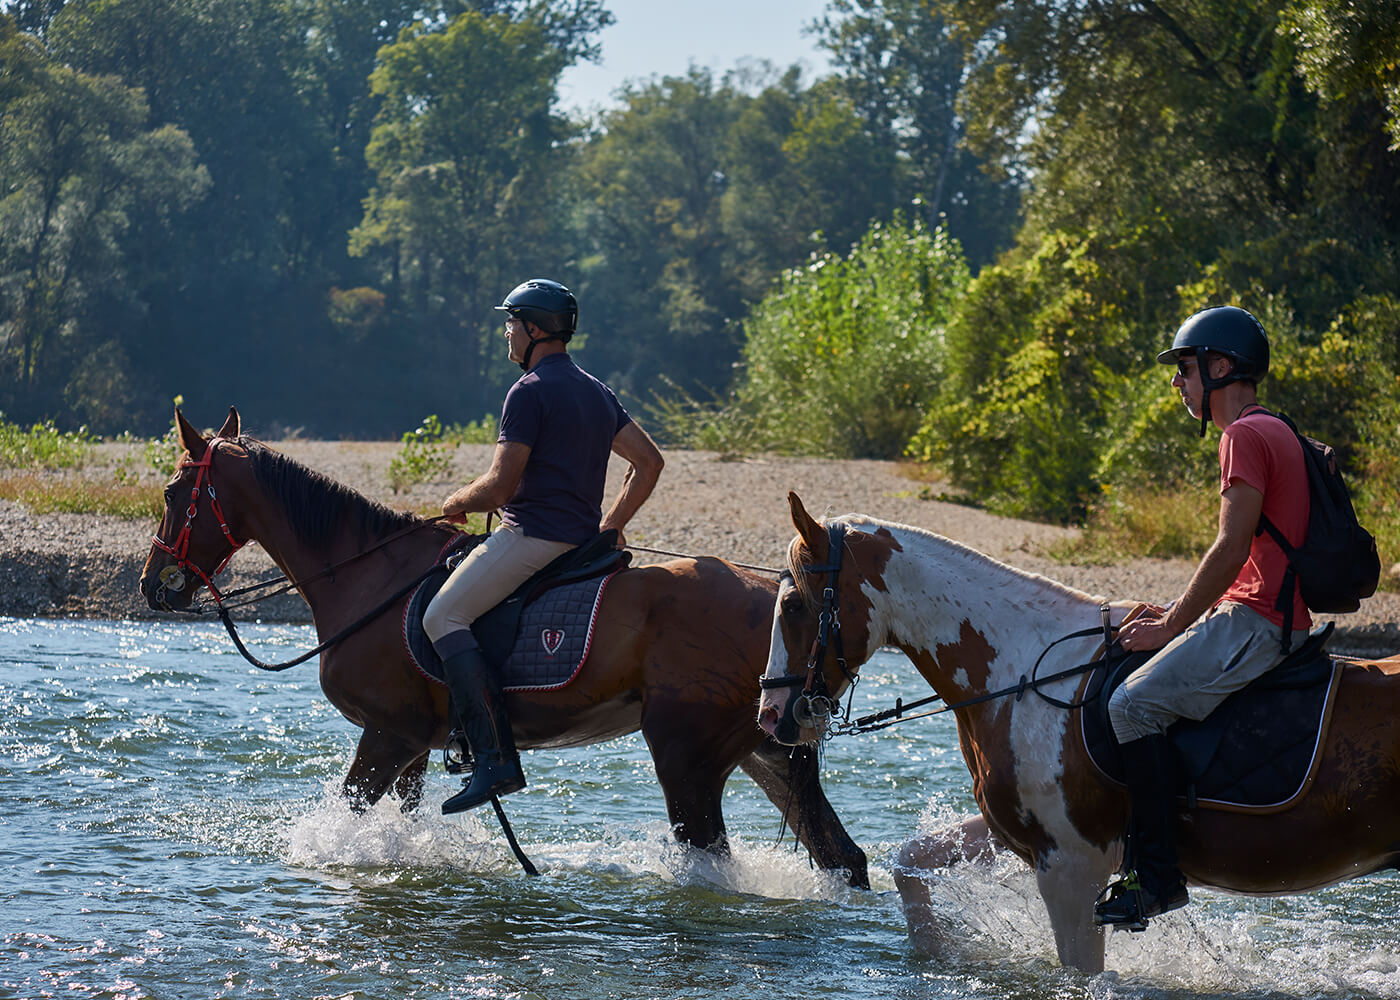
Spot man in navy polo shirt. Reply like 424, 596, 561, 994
423, 278, 665, 815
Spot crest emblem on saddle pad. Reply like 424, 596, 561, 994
541, 628, 566, 656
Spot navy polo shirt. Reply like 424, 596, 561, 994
497, 353, 631, 544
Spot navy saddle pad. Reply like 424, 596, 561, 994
402, 532, 629, 692
1081, 623, 1342, 812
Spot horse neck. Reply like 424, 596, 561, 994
869, 524, 1103, 703
230, 446, 425, 618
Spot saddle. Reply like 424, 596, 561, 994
1080, 622, 1343, 813
402, 530, 630, 692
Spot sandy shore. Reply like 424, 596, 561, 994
2, 440, 1396, 655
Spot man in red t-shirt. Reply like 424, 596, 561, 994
1094, 306, 1310, 930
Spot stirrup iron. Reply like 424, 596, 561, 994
443, 729, 472, 776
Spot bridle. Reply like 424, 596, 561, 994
147, 436, 460, 671
149, 437, 245, 609
760, 522, 860, 735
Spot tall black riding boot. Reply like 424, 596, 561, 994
1094, 733, 1189, 929
440, 647, 525, 815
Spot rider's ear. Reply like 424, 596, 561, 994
216, 406, 240, 440
789, 492, 829, 563
176, 408, 207, 460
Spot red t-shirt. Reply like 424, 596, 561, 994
1216, 407, 1311, 629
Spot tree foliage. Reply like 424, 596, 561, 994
902, 0, 1400, 525
0, 14, 207, 426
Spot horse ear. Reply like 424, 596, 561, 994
176, 408, 207, 460
216, 406, 240, 440
788, 492, 829, 561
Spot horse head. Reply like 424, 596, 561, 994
140, 406, 249, 611
757, 492, 895, 745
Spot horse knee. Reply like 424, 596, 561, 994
898, 816, 994, 873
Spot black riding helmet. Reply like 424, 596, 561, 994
495, 278, 578, 370
1157, 306, 1270, 436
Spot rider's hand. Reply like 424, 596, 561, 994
1118, 614, 1178, 652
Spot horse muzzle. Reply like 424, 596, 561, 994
758, 686, 827, 746
141, 564, 191, 612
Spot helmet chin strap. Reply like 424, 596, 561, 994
1194, 346, 1246, 438
1195, 346, 1213, 438
517, 327, 564, 371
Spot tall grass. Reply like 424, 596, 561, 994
1047, 484, 1218, 566
0, 474, 161, 519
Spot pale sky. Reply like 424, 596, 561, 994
557, 0, 834, 113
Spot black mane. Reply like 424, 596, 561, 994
239, 437, 423, 549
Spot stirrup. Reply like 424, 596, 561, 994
442, 754, 526, 815
1094, 873, 1150, 932
442, 729, 472, 776
1094, 871, 1189, 931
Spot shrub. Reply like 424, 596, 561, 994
657, 215, 970, 458
0, 415, 93, 470
388, 415, 456, 493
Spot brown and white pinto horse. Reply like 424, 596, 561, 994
757, 492, 1400, 972
138, 410, 869, 886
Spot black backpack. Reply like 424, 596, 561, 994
1255, 410, 1380, 651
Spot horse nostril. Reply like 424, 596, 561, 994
758, 705, 779, 732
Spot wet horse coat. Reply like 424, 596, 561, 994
758, 493, 1400, 971
139, 410, 869, 886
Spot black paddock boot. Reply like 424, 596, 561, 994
440, 647, 525, 815
1094, 733, 1189, 930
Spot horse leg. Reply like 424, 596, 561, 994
658, 769, 730, 855
343, 727, 428, 812
893, 816, 995, 958
738, 739, 870, 888
642, 726, 731, 854
393, 751, 429, 813
1034, 848, 1113, 975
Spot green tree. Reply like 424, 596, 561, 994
350, 7, 577, 417
575, 64, 908, 406
1285, 0, 1400, 147
904, 1, 1400, 522
0, 13, 208, 427
816, 0, 1020, 267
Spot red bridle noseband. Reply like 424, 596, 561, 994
149, 438, 246, 607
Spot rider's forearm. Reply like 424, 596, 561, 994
1163, 537, 1249, 634
600, 462, 662, 534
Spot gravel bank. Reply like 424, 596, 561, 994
3, 440, 1395, 655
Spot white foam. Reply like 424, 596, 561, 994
278, 781, 863, 903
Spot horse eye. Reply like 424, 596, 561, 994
781, 592, 804, 617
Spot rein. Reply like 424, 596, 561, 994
625, 543, 781, 576
837, 612, 1124, 736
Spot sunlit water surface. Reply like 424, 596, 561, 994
2, 618, 1396, 999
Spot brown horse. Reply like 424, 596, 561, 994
757, 492, 1400, 971
138, 409, 869, 887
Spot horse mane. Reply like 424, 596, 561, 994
238, 437, 423, 548
787, 512, 1103, 609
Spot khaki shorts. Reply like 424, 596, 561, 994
422, 523, 575, 647
1108, 601, 1310, 743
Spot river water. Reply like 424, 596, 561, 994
2, 618, 1396, 999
